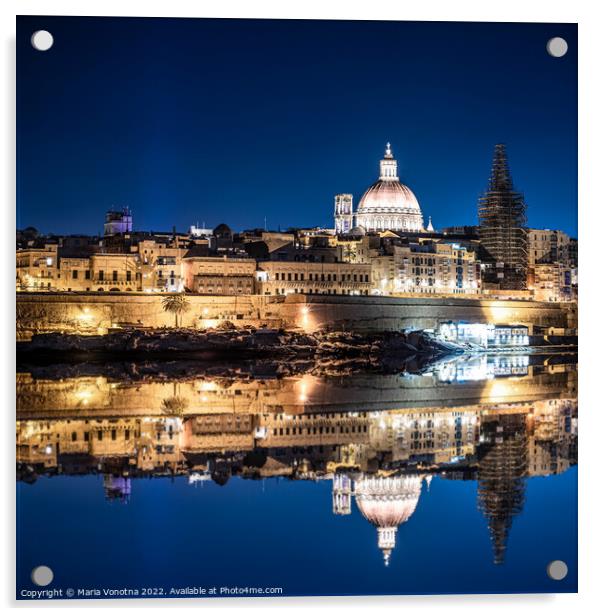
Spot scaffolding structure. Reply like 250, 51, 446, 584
478, 144, 528, 290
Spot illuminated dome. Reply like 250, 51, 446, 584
355, 474, 422, 566
355, 143, 424, 233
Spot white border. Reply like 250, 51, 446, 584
3, 1, 600, 613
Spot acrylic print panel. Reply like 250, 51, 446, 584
16, 16, 578, 600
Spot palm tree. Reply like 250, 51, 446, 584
161, 293, 190, 328
161, 396, 189, 416
343, 244, 357, 263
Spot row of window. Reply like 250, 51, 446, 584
66, 269, 134, 282
272, 424, 369, 436
274, 272, 369, 282
271, 289, 369, 296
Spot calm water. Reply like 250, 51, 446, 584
16, 354, 578, 598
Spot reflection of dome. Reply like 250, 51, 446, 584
355, 474, 422, 566
355, 143, 424, 233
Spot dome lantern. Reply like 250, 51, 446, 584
379, 142, 399, 180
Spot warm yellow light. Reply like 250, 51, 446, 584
199, 381, 217, 392
200, 318, 220, 329
74, 388, 94, 405
78, 308, 94, 322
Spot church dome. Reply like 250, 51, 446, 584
358, 181, 420, 214
355, 143, 424, 233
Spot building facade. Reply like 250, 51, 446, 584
16, 244, 58, 290
182, 256, 257, 295
104, 208, 133, 236
529, 263, 574, 302
370, 241, 480, 296
256, 260, 371, 295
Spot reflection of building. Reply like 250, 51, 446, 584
477, 413, 529, 564
103, 475, 132, 502
528, 399, 578, 476
333, 473, 423, 566
16, 368, 577, 567
355, 474, 422, 566
438, 322, 530, 349
16, 416, 184, 479
368, 409, 479, 465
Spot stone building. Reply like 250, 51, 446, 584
134, 239, 188, 292
103, 208, 133, 236
528, 262, 574, 302
182, 256, 257, 294
526, 229, 576, 302
256, 260, 371, 296
16, 244, 58, 290
58, 253, 140, 292
336, 234, 381, 264
528, 228, 571, 268
370, 241, 480, 296
334, 194, 354, 235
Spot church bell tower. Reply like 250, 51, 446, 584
334, 193, 354, 235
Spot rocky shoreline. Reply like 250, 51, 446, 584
16, 327, 463, 366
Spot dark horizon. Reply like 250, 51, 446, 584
17, 17, 578, 237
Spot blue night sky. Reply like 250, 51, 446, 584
17, 17, 577, 237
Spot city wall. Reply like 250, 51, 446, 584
16, 292, 576, 340
16, 368, 576, 419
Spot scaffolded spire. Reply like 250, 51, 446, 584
478, 144, 528, 290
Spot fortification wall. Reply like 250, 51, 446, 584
281, 294, 573, 333
16, 292, 286, 340
15, 292, 575, 340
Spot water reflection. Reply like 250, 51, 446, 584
17, 355, 577, 570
